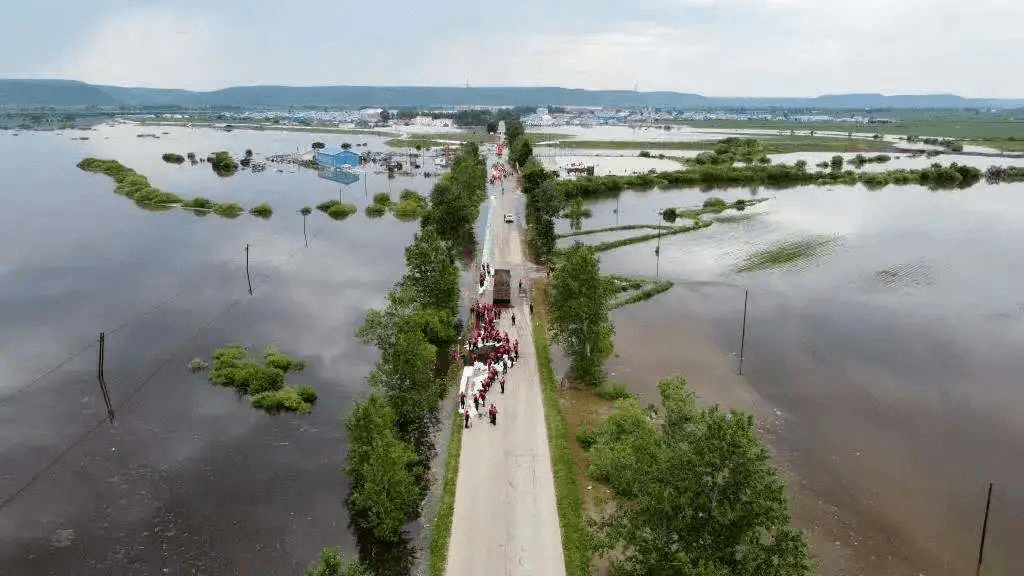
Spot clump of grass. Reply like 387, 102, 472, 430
595, 381, 632, 401
391, 189, 428, 220
736, 236, 838, 272
576, 423, 598, 449
296, 385, 318, 403
251, 386, 314, 414
207, 343, 316, 413
162, 153, 185, 164
249, 202, 273, 219
213, 202, 245, 218
372, 192, 392, 206
182, 197, 215, 210
365, 203, 387, 218
78, 158, 183, 207
262, 346, 306, 373
317, 199, 357, 220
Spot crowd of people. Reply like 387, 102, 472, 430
460, 298, 520, 429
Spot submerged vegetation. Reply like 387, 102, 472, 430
207, 151, 239, 176
608, 275, 674, 309
161, 152, 185, 164
78, 158, 269, 218
391, 189, 429, 220
249, 202, 273, 219
317, 199, 358, 220
205, 343, 315, 413
736, 236, 839, 272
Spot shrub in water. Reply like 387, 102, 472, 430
702, 197, 727, 209
251, 386, 313, 414
297, 385, 318, 403
365, 203, 387, 218
317, 199, 357, 220
662, 207, 677, 222
250, 203, 273, 219
162, 153, 185, 164
213, 202, 244, 218
263, 346, 306, 373
576, 423, 598, 450
373, 192, 392, 206
300, 206, 312, 216
182, 197, 214, 210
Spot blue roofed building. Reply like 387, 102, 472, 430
315, 146, 361, 169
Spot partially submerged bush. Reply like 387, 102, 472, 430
263, 346, 306, 373
208, 344, 316, 413
365, 203, 387, 218
182, 197, 215, 210
162, 153, 185, 164
213, 202, 245, 218
391, 190, 428, 220
251, 386, 313, 414
250, 203, 273, 219
317, 199, 358, 220
208, 151, 239, 176
661, 207, 677, 222
373, 192, 392, 206
300, 205, 312, 216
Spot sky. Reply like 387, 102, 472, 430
1, 0, 1021, 97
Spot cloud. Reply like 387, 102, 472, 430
59, 7, 228, 89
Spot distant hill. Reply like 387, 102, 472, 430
1, 79, 1022, 109
0, 79, 121, 106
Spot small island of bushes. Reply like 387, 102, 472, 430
205, 343, 317, 414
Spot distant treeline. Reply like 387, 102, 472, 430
393, 106, 533, 127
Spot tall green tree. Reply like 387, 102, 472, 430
548, 243, 615, 385
509, 136, 533, 169
344, 390, 422, 542
830, 154, 844, 173
588, 376, 811, 576
504, 117, 525, 144
399, 227, 459, 315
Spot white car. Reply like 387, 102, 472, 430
504, 213, 514, 223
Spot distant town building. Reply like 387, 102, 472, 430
315, 146, 360, 168
359, 108, 383, 123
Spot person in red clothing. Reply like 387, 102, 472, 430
460, 391, 466, 409
464, 409, 471, 428
488, 404, 498, 425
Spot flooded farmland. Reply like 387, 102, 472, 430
0, 125, 447, 575
564, 182, 1024, 575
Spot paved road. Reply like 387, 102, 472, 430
444, 153, 566, 576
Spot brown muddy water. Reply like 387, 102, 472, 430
0, 125, 453, 575
563, 182, 1024, 575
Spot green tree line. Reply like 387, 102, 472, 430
337, 142, 486, 575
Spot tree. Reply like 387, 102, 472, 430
548, 243, 615, 385
345, 390, 422, 542
830, 154, 844, 173
509, 136, 533, 169
486, 120, 498, 134
399, 227, 459, 315
588, 376, 811, 576
312, 141, 326, 149
504, 117, 525, 144
380, 110, 390, 125
305, 547, 371, 576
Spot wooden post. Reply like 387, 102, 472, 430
738, 289, 749, 375
976, 482, 993, 576
97, 332, 114, 423
245, 243, 252, 295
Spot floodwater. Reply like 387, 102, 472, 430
566, 182, 1024, 575
0, 125, 443, 574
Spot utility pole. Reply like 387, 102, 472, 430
738, 289, 749, 375
976, 482, 993, 576
97, 332, 114, 423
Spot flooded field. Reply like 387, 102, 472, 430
0, 125, 445, 574
564, 182, 1024, 575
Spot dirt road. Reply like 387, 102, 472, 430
444, 153, 566, 576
